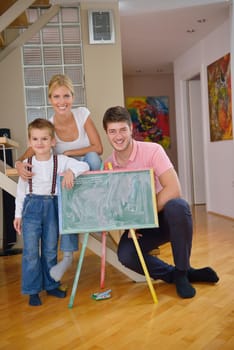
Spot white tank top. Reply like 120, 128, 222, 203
50, 107, 90, 154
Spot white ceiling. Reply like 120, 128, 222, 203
117, 0, 231, 75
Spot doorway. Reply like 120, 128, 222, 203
187, 76, 206, 205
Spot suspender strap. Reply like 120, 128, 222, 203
51, 155, 58, 195
28, 157, 33, 194
27, 155, 58, 195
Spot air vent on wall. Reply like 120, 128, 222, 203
88, 10, 115, 44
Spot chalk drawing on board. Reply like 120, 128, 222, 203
58, 169, 158, 234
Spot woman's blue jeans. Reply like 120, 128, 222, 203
21, 194, 60, 295
117, 198, 193, 283
74, 151, 102, 171
60, 151, 102, 252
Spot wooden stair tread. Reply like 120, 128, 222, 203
5, 168, 18, 177
0, 136, 19, 148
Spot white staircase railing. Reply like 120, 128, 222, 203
0, 171, 17, 197
0, 164, 19, 251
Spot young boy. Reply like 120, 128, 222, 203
13, 118, 89, 306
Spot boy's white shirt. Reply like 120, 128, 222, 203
15, 154, 89, 218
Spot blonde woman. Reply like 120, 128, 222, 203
16, 74, 103, 282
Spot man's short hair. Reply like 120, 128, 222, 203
103, 106, 132, 131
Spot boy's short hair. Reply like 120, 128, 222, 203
103, 106, 132, 131
28, 118, 55, 138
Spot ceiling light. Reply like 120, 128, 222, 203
186, 29, 195, 33
197, 18, 206, 23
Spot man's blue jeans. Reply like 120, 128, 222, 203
60, 151, 102, 252
117, 198, 193, 283
21, 194, 60, 295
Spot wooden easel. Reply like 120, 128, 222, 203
68, 228, 158, 308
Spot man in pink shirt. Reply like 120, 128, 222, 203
103, 106, 219, 299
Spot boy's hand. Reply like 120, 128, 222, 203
13, 218, 22, 235
62, 169, 75, 189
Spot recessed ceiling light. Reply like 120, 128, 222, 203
186, 29, 195, 33
197, 18, 206, 23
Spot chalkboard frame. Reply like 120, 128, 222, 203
58, 168, 158, 234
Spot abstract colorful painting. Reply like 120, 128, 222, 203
207, 53, 233, 141
126, 96, 170, 148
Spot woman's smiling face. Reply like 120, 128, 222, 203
49, 85, 74, 116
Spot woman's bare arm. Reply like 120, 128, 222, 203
15, 147, 35, 180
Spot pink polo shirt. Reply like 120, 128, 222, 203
105, 140, 173, 193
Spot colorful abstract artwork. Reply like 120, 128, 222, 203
207, 53, 233, 141
126, 96, 170, 148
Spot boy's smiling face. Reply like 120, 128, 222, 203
29, 128, 55, 160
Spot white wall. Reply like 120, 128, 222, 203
0, 49, 28, 159
80, 1, 124, 160
174, 18, 234, 218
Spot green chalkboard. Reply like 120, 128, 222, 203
58, 169, 158, 234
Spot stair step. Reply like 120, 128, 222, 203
5, 168, 18, 177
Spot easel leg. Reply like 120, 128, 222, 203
68, 232, 89, 308
100, 231, 107, 289
130, 229, 158, 304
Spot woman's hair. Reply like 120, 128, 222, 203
48, 74, 74, 98
103, 106, 132, 131
28, 118, 55, 138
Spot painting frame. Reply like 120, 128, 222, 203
126, 96, 170, 149
207, 53, 233, 141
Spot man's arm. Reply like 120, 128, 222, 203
156, 168, 182, 212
